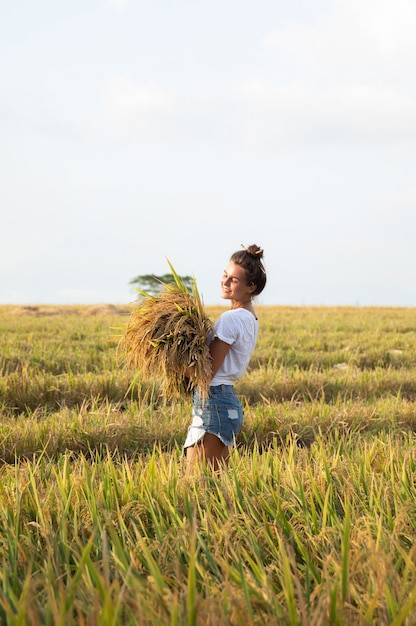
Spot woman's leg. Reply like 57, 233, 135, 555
186, 433, 229, 473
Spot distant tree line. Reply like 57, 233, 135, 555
129, 273, 194, 296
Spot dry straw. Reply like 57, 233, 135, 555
119, 261, 213, 401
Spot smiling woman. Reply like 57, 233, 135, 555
184, 244, 267, 473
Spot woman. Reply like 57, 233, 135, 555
184, 244, 267, 472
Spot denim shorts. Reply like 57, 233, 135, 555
183, 384, 244, 449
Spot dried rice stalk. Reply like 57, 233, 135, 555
119, 261, 213, 400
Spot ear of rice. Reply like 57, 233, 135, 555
119, 260, 213, 401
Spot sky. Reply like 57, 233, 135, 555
1, 0, 416, 307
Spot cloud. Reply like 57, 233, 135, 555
263, 0, 416, 82
22, 0, 414, 152
107, 0, 130, 9
0, 239, 44, 272
234, 80, 416, 148
383, 188, 416, 210
230, 0, 416, 150
95, 75, 176, 135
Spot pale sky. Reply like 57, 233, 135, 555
1, 0, 415, 306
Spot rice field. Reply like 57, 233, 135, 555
1, 303, 416, 625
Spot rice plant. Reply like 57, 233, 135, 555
1, 304, 416, 623
119, 261, 213, 400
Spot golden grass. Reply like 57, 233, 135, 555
2, 305, 416, 623
119, 264, 213, 400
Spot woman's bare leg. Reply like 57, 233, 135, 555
186, 433, 229, 473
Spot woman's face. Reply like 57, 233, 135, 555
220, 261, 255, 303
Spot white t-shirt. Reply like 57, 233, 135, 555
210, 308, 259, 386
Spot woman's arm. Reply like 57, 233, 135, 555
209, 337, 231, 377
184, 337, 230, 380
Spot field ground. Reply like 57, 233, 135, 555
0, 304, 416, 625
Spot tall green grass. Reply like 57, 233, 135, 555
0, 437, 415, 624
1, 304, 416, 624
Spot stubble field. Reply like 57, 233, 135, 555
1, 304, 416, 625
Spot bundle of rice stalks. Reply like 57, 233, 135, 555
119, 261, 213, 400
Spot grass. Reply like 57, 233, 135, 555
120, 263, 213, 400
0, 304, 416, 624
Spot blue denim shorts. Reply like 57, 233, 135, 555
183, 384, 244, 449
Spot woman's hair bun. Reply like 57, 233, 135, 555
243, 244, 264, 259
